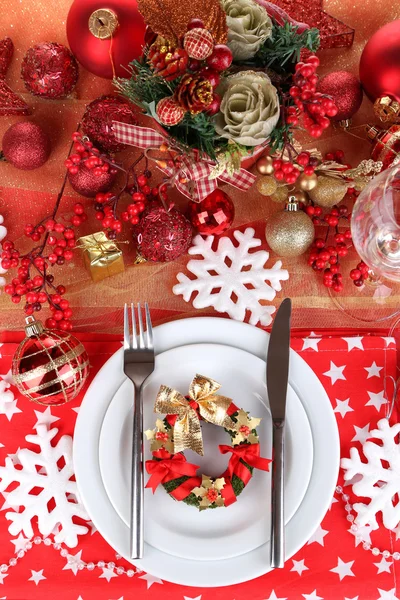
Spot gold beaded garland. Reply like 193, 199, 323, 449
308, 175, 348, 208
256, 156, 274, 175
265, 197, 315, 257
256, 176, 278, 196
298, 173, 318, 191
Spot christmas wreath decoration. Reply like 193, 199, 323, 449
145, 374, 271, 510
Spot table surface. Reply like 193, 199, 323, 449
1, 0, 399, 333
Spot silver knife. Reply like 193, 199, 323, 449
267, 298, 292, 568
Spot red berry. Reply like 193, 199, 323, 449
130, 216, 140, 225
315, 239, 325, 249
53, 310, 64, 321
63, 308, 73, 319
297, 152, 310, 166
38, 292, 47, 303
45, 318, 57, 329
272, 159, 282, 171
45, 219, 56, 231
48, 253, 57, 264
303, 166, 315, 176
281, 162, 294, 174
71, 215, 82, 227
319, 251, 330, 262
137, 174, 148, 187
274, 170, 285, 181
54, 223, 65, 233
132, 192, 145, 202
11, 294, 21, 304
306, 206, 315, 216
64, 250, 74, 260
206, 45, 233, 71
188, 18, 205, 29
74, 203, 84, 215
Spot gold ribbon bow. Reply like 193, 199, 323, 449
155, 374, 238, 456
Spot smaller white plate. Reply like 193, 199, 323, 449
99, 343, 313, 562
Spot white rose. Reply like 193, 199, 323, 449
222, 0, 272, 60
215, 71, 280, 146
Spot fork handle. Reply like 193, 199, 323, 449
130, 382, 144, 559
271, 422, 284, 568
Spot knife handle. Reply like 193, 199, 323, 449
271, 422, 285, 568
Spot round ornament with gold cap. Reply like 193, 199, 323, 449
265, 196, 315, 258
12, 316, 90, 406
255, 155, 274, 175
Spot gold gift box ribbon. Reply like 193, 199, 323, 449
77, 232, 127, 282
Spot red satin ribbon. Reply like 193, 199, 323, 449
145, 449, 199, 497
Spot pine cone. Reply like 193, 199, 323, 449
148, 38, 188, 81
174, 74, 213, 114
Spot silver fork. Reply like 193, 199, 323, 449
123, 302, 155, 559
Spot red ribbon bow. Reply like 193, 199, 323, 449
219, 443, 272, 506
145, 449, 200, 500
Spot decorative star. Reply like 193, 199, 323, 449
383, 337, 396, 347
330, 557, 355, 580
184, 596, 202, 600
302, 334, 321, 351
77, 597, 84, 600
365, 362, 383, 379
0, 572, 8, 585
28, 569, 46, 585
302, 591, 324, 600
352, 423, 371, 444
366, 390, 387, 412
348, 523, 373, 547
0, 369, 12, 384
323, 362, 346, 385
291, 559, 309, 576
99, 568, 118, 583
72, 407, 80, 414
307, 525, 329, 546
345, 597, 359, 600
263, 592, 287, 600
333, 398, 353, 418
0, 397, 22, 421
33, 407, 60, 429
139, 573, 163, 589
10, 533, 29, 552
1, 490, 20, 512
377, 588, 399, 600
374, 556, 393, 574
62, 550, 83, 576
0, 441, 4, 448
342, 337, 364, 351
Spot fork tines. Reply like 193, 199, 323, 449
124, 302, 153, 350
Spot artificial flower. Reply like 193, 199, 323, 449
222, 0, 272, 60
192, 474, 226, 509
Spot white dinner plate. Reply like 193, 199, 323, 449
99, 343, 313, 561
74, 317, 340, 587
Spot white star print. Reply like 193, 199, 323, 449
1, 490, 20, 512
139, 573, 163, 589
366, 390, 387, 412
343, 336, 364, 351
302, 333, 321, 351
352, 423, 371, 444
365, 361, 383, 379
109, 597, 124, 600
383, 337, 396, 347
0, 442, 4, 448
377, 588, 399, 600
307, 524, 329, 546
264, 592, 287, 600
28, 569, 46, 585
374, 556, 393, 574
291, 559, 309, 575
87, 520, 97, 535
323, 362, 346, 385
333, 398, 353, 418
72, 407, 80, 414
10, 533, 29, 552
0, 573, 8, 585
0, 369, 12, 384
330, 557, 355, 580
302, 591, 324, 600
0, 397, 21, 421
345, 597, 359, 600
184, 596, 202, 600
349, 523, 373, 546
99, 567, 118, 582
33, 407, 60, 429
62, 550, 83, 576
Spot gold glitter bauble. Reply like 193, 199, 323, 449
256, 176, 277, 196
270, 185, 289, 203
298, 173, 318, 191
256, 156, 274, 175
308, 176, 348, 208
265, 203, 315, 257
291, 189, 309, 205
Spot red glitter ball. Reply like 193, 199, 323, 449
82, 95, 138, 153
134, 204, 193, 262
68, 162, 117, 197
0, 37, 31, 115
188, 189, 235, 235
0, 37, 13, 78
318, 71, 363, 121
2, 121, 51, 170
21, 42, 79, 99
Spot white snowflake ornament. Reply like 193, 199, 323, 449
341, 418, 400, 531
0, 214, 7, 288
173, 227, 289, 326
0, 423, 90, 547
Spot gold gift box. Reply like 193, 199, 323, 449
77, 232, 125, 282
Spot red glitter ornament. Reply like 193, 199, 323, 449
134, 203, 193, 262
0, 37, 30, 116
68, 161, 117, 198
12, 317, 89, 406
82, 95, 138, 153
2, 122, 51, 170
318, 71, 363, 122
21, 42, 79, 99
188, 189, 234, 235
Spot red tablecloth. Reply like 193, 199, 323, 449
0, 332, 399, 599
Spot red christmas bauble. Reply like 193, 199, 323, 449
82, 95, 138, 153
66, 0, 146, 79
206, 45, 233, 72
188, 189, 235, 235
360, 20, 400, 103
12, 318, 89, 406
318, 71, 363, 121
134, 203, 193, 262
2, 122, 51, 170
184, 28, 214, 60
21, 43, 79, 99
68, 160, 116, 197
156, 97, 185, 126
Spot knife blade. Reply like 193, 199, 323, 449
267, 297, 292, 569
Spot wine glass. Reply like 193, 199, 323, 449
330, 163, 400, 323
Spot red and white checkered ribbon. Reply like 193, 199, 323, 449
112, 121, 256, 202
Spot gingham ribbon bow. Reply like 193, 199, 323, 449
112, 121, 256, 202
